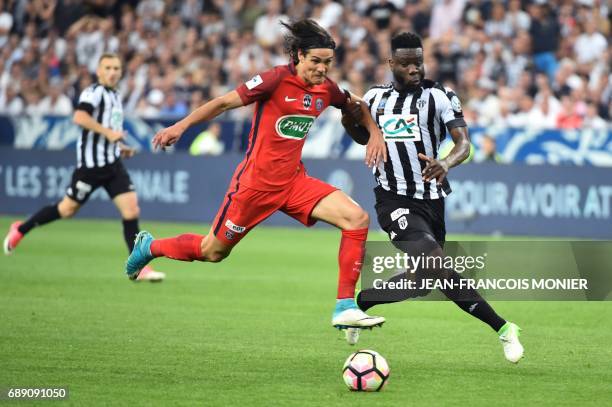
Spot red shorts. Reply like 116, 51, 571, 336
211, 169, 338, 246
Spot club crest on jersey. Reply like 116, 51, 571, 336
378, 114, 422, 141
315, 98, 324, 111
225, 230, 235, 240
416, 99, 426, 110
303, 94, 312, 109
275, 115, 315, 140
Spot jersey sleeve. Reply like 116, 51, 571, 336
235, 67, 285, 105
434, 87, 467, 130
76, 85, 103, 115
328, 80, 349, 109
362, 87, 378, 110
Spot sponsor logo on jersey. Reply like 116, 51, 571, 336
245, 75, 263, 90
275, 115, 315, 140
225, 219, 246, 233
390, 207, 410, 221
398, 216, 408, 230
303, 94, 312, 109
390, 231, 397, 240
315, 98, 324, 111
284, 96, 297, 102
379, 114, 422, 141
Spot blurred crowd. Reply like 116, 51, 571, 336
0, 0, 609, 130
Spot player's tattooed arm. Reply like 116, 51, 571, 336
153, 91, 244, 149
347, 92, 387, 167
418, 126, 470, 184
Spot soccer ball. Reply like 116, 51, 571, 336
342, 349, 390, 391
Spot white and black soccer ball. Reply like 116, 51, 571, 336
342, 349, 390, 391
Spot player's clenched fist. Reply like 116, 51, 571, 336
152, 123, 186, 149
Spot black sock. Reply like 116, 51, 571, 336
439, 271, 506, 332
18, 204, 61, 235
122, 218, 140, 252
356, 271, 425, 312
357, 269, 506, 332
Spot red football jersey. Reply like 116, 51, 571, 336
235, 64, 348, 191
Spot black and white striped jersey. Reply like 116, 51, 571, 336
75, 84, 123, 168
363, 79, 466, 200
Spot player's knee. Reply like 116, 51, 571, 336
346, 207, 369, 230
59, 207, 76, 218
122, 204, 140, 220
58, 201, 78, 218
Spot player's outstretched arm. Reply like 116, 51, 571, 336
347, 92, 387, 167
73, 110, 124, 142
418, 126, 470, 184
152, 90, 244, 149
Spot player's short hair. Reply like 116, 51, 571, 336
98, 52, 121, 66
281, 19, 336, 65
391, 32, 423, 52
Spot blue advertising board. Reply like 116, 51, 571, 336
1, 148, 610, 238
1, 115, 610, 166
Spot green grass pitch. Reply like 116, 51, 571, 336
0, 216, 610, 406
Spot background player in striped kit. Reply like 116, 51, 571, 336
3, 53, 164, 282
341, 32, 523, 363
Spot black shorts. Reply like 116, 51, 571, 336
374, 186, 446, 254
66, 161, 134, 204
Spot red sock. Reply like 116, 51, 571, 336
150, 234, 204, 261
337, 228, 368, 299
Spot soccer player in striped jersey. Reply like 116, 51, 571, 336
124, 20, 388, 333
3, 53, 164, 282
341, 32, 524, 362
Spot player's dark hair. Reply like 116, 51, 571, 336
281, 19, 336, 65
391, 32, 423, 52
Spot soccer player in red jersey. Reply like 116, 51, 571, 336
125, 20, 388, 334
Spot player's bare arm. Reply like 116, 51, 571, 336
418, 126, 470, 184
73, 110, 124, 143
341, 99, 370, 145
152, 90, 244, 149
342, 93, 386, 167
